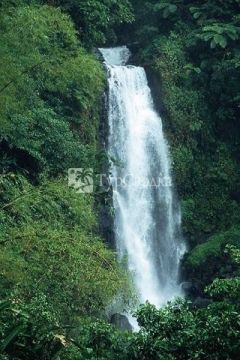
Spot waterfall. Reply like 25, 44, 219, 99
99, 46, 186, 307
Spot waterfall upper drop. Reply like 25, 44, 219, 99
99, 46, 186, 307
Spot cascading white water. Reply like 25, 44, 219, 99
99, 46, 186, 307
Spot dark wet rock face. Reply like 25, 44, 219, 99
181, 281, 202, 298
95, 53, 115, 248
98, 199, 114, 247
193, 297, 213, 308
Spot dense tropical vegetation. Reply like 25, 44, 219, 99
0, 0, 240, 358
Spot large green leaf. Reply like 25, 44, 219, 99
214, 34, 227, 48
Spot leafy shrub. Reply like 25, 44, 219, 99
183, 226, 240, 287
0, 4, 105, 176
0, 174, 132, 358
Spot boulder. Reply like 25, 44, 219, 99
110, 313, 132, 332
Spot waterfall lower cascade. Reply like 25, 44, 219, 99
99, 46, 186, 308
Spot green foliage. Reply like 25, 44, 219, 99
196, 23, 240, 48
204, 246, 240, 301
0, 174, 131, 311
153, 2, 178, 19
0, 2, 134, 359
227, 244, 240, 265
60, 296, 240, 359
130, 1, 240, 247
132, 299, 240, 360
0, 175, 132, 358
53, 0, 134, 45
186, 225, 240, 267
1, 0, 240, 358
62, 319, 132, 360
206, 277, 240, 301
30, 245, 240, 359
0, 297, 63, 359
0, 4, 105, 176
184, 226, 240, 288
